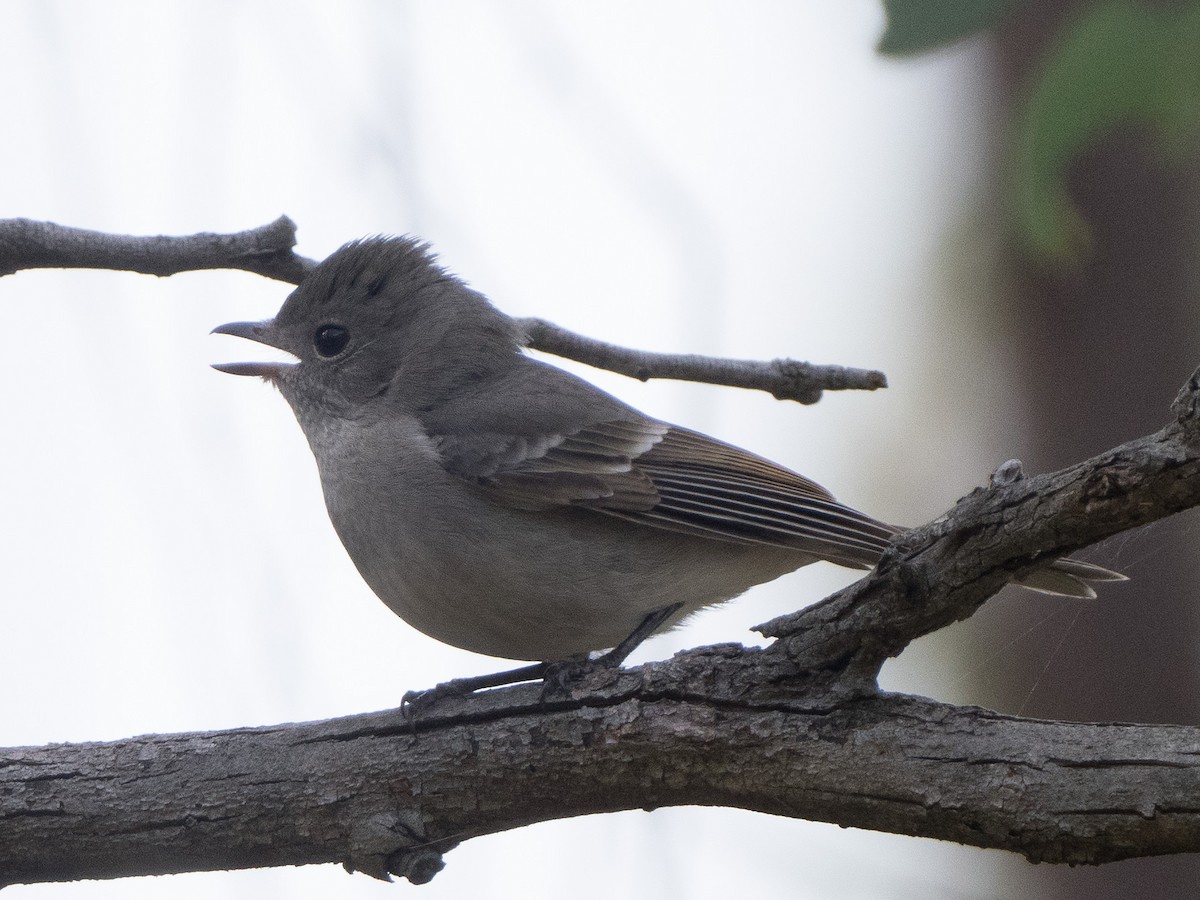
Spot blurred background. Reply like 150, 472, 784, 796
2, 2, 1198, 898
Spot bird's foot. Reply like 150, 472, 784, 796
402, 602, 685, 723
401, 662, 549, 728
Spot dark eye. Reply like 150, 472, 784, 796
313, 324, 350, 357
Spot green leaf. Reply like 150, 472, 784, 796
1012, 0, 1200, 266
878, 0, 1022, 55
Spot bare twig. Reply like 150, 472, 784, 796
0, 217, 886, 402
0, 216, 316, 284
517, 316, 887, 404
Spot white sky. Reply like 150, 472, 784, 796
0, 3, 1028, 898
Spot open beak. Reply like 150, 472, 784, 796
211, 320, 296, 379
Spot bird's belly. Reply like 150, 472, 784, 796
324, 475, 807, 661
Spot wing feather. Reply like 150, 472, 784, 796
433, 413, 1125, 593
435, 417, 895, 564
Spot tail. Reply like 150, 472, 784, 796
800, 506, 1129, 599
849, 513, 1128, 599
833, 512, 1128, 599
1012, 557, 1129, 599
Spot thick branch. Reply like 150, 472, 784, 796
517, 316, 887, 404
0, 217, 315, 284
4, 665, 1200, 888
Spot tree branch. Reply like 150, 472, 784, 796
758, 367, 1200, 691
516, 316, 888, 404
0, 216, 316, 283
0, 217, 886, 403
4, 671, 1200, 888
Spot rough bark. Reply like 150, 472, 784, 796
5, 683, 1200, 888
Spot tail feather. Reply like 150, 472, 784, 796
1012, 558, 1128, 599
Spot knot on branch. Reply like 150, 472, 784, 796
770, 359, 825, 405
990, 459, 1026, 487
1081, 465, 1137, 503
385, 846, 447, 885
770, 358, 888, 405
1171, 366, 1200, 424
344, 810, 455, 885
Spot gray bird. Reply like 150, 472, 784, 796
214, 237, 1124, 667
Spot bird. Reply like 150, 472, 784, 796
213, 236, 1125, 671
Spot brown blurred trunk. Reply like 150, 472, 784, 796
992, 3, 1200, 896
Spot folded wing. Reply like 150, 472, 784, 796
436, 418, 896, 569
434, 415, 1125, 598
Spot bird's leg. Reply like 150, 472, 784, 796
402, 661, 549, 719
401, 663, 554, 731
412, 662, 550, 698
403, 603, 686, 723
541, 601, 685, 694
595, 601, 684, 668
